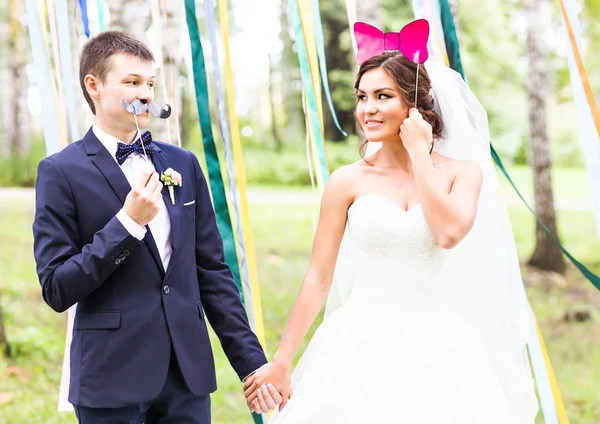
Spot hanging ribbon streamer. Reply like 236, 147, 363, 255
38, 0, 68, 149
26, 0, 62, 155
413, 0, 449, 65
184, 0, 245, 303
310, 0, 347, 137
525, 299, 561, 424
291, 0, 329, 190
55, 0, 80, 144
559, 0, 600, 244
217, 0, 268, 352
96, 0, 106, 32
161, 0, 183, 147
78, 0, 90, 38
345, 0, 358, 55
437, 0, 463, 76
432, 0, 572, 421
47, 0, 69, 148
203, 0, 255, 331
27, 0, 73, 411
149, 0, 173, 145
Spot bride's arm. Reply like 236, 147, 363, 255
402, 109, 483, 249
243, 167, 355, 410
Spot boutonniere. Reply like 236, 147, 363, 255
160, 168, 182, 205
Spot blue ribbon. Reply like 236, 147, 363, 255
310, 0, 347, 137
78, 0, 90, 38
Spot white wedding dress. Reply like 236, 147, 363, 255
269, 192, 532, 424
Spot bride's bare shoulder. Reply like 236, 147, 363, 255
431, 152, 482, 177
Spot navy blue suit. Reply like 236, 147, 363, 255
33, 127, 267, 416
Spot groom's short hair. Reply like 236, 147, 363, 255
79, 31, 155, 115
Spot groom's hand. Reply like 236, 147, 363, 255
122, 168, 163, 227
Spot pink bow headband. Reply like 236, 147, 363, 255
354, 19, 430, 66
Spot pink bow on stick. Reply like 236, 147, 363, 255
354, 19, 430, 66
354, 19, 431, 106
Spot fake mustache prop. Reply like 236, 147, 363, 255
122, 99, 172, 119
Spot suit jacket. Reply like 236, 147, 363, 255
32, 127, 267, 408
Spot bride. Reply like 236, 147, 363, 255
243, 29, 538, 423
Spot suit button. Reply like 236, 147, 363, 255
115, 258, 121, 265
163, 285, 170, 294
124, 250, 130, 256
118, 254, 126, 260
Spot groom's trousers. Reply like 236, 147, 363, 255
74, 347, 211, 424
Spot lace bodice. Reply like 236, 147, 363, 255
344, 193, 444, 306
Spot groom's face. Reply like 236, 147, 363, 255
356, 67, 408, 142
87, 53, 156, 133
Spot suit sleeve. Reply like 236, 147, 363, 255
189, 151, 268, 381
32, 158, 142, 312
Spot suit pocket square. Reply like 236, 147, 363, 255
183, 200, 195, 206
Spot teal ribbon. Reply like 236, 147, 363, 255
310, 0, 347, 137
438, 0, 600, 290
184, 0, 245, 305
290, 0, 330, 183
97, 0, 106, 32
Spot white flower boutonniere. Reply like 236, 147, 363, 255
160, 168, 182, 205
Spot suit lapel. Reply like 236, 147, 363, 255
86, 129, 130, 205
152, 148, 181, 275
84, 127, 165, 275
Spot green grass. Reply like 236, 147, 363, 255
0, 167, 599, 423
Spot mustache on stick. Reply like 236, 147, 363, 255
122, 99, 172, 119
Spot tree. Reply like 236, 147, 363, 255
523, 0, 565, 273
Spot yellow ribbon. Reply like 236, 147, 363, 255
534, 313, 570, 423
218, 0, 267, 350
296, 0, 330, 192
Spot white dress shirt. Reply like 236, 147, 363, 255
93, 124, 173, 270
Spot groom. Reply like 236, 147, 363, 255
32, 31, 281, 423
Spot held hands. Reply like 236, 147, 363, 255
243, 361, 292, 413
399, 108, 433, 156
122, 168, 163, 227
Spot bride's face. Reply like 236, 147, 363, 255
356, 67, 408, 142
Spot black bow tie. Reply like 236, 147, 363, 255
115, 131, 155, 165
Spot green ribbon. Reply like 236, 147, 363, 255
492, 148, 600, 290
438, 0, 464, 78
290, 0, 330, 183
184, 0, 245, 304
438, 0, 600, 289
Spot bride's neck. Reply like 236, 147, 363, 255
373, 139, 412, 171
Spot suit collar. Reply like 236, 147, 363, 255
83, 125, 162, 159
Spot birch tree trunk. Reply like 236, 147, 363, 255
523, 0, 565, 273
